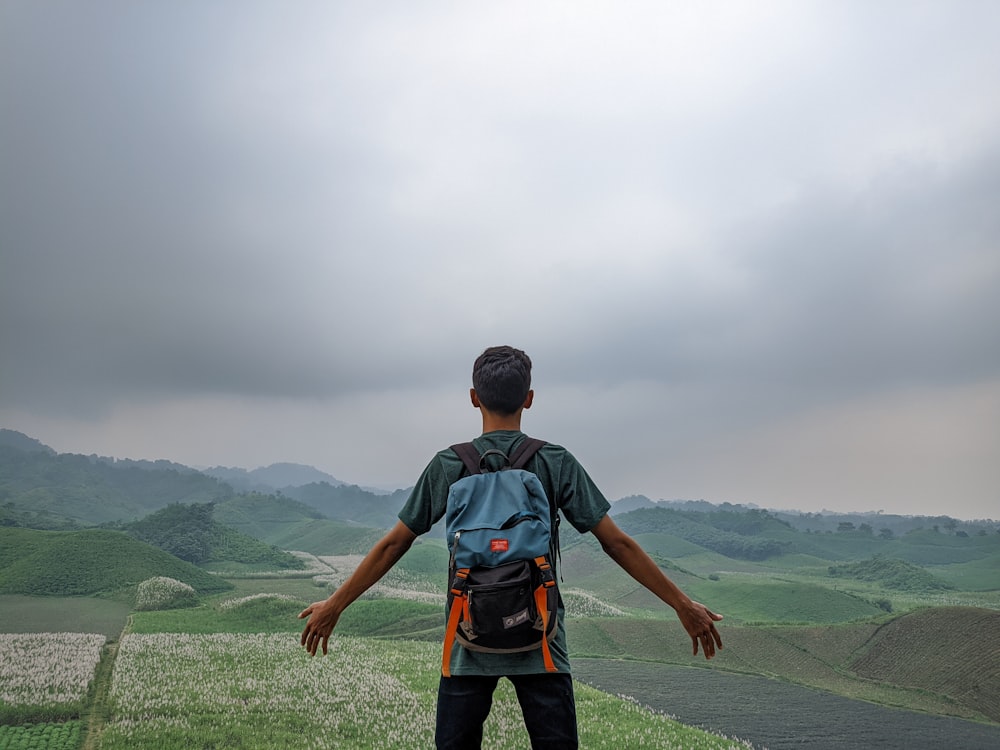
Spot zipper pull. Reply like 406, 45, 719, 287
450, 530, 461, 568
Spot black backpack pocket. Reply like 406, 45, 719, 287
461, 560, 538, 644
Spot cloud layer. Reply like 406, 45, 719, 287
2, 1, 998, 518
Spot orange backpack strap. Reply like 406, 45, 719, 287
533, 556, 557, 672
442, 568, 470, 677
533, 583, 557, 672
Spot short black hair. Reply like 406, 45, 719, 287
472, 346, 532, 415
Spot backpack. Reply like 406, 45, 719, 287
441, 437, 560, 677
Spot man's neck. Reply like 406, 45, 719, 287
480, 411, 522, 434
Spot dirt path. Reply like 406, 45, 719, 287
81, 616, 131, 750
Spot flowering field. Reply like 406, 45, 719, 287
0, 633, 105, 710
0, 633, 104, 749
101, 632, 753, 749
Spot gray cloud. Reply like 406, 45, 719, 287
2, 1, 999, 518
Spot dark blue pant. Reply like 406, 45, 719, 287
435, 673, 578, 749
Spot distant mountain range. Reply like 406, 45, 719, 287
0, 428, 409, 531
2, 428, 994, 536
200, 462, 348, 493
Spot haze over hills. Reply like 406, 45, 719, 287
200, 462, 349, 494
2, 428, 997, 532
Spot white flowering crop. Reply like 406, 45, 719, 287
102, 633, 441, 749
563, 588, 628, 618
135, 576, 198, 611
217, 592, 301, 611
99, 632, 755, 750
315, 555, 445, 606
0, 633, 105, 706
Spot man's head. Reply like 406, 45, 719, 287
471, 346, 532, 415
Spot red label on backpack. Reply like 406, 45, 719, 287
490, 538, 509, 552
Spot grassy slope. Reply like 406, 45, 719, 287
0, 527, 233, 596
560, 536, 885, 624
849, 606, 1000, 722
930, 550, 1000, 591
568, 613, 996, 722
214, 493, 389, 555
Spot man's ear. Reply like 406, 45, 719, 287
522, 389, 534, 410
470, 388, 481, 408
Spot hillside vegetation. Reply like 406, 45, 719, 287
616, 507, 788, 560
0, 527, 232, 596
282, 481, 409, 528
213, 494, 385, 554
828, 555, 955, 592
0, 445, 232, 527
119, 501, 304, 570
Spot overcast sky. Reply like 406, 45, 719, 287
2, 1, 998, 520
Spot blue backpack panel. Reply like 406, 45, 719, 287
442, 438, 559, 676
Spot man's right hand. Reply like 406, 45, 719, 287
299, 598, 339, 656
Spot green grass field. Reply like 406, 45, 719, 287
0, 595, 130, 638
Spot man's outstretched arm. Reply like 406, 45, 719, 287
299, 520, 418, 656
590, 514, 723, 659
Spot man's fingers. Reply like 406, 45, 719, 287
693, 626, 720, 660
300, 625, 324, 656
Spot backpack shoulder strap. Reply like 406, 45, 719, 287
509, 437, 546, 469
450, 442, 482, 475
450, 437, 547, 475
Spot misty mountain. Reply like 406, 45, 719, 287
0, 430, 410, 535
0, 429, 56, 455
201, 462, 347, 494
0, 436, 234, 528
282, 482, 411, 529
4, 429, 993, 541
611, 495, 994, 537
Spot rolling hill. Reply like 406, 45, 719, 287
0, 526, 233, 596
0, 443, 233, 527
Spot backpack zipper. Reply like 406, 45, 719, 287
450, 530, 461, 569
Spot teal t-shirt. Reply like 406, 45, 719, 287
397, 430, 611, 676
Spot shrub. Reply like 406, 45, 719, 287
135, 576, 198, 611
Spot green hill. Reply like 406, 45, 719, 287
0, 526, 233, 596
121, 502, 304, 570
282, 482, 408, 528
687, 576, 884, 624
213, 493, 386, 555
615, 507, 787, 561
828, 555, 954, 593
0, 445, 233, 527
212, 491, 324, 538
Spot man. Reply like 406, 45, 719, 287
300, 345, 722, 748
